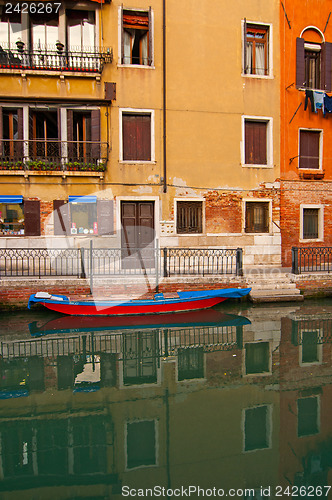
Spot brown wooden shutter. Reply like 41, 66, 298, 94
321, 42, 332, 92
104, 82, 116, 101
245, 202, 269, 233
97, 199, 114, 235
245, 121, 267, 164
148, 6, 152, 66
123, 114, 151, 161
296, 37, 305, 88
91, 109, 100, 160
299, 130, 320, 169
53, 200, 70, 235
24, 200, 41, 236
67, 109, 73, 160
17, 107, 23, 159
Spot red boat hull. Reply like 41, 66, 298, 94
41, 296, 227, 316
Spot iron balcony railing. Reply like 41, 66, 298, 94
0, 247, 244, 278
0, 42, 113, 73
0, 139, 108, 171
292, 246, 332, 274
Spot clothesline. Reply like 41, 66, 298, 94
305, 89, 332, 116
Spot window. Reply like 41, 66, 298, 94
178, 347, 204, 381
29, 109, 59, 159
121, 8, 152, 66
296, 34, 332, 90
297, 396, 319, 437
0, 10, 21, 46
305, 44, 321, 89
0, 197, 40, 236
300, 330, 322, 365
2, 108, 23, 161
53, 198, 114, 236
244, 23, 269, 76
67, 109, 101, 163
245, 342, 270, 375
126, 420, 156, 469
245, 201, 269, 233
176, 201, 203, 234
244, 120, 267, 165
30, 11, 58, 48
299, 130, 321, 169
300, 205, 324, 240
67, 10, 95, 50
244, 405, 271, 451
123, 332, 158, 385
121, 112, 152, 162
303, 208, 319, 239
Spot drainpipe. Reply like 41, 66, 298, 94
163, 0, 167, 193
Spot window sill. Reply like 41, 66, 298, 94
118, 64, 155, 70
298, 170, 324, 180
299, 238, 323, 243
176, 232, 204, 236
242, 73, 273, 80
242, 164, 274, 169
119, 160, 156, 165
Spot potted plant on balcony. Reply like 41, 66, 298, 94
0, 160, 24, 170
26, 160, 62, 171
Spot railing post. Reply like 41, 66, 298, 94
80, 247, 86, 278
235, 248, 243, 276
89, 240, 93, 294
155, 239, 159, 292
292, 247, 299, 274
163, 247, 168, 277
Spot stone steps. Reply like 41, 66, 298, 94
246, 271, 303, 302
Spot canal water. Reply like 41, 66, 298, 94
1, 299, 332, 499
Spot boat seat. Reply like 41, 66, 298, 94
158, 292, 180, 299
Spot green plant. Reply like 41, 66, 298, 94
0, 160, 23, 170
26, 160, 61, 171
65, 161, 106, 172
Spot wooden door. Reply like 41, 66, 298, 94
121, 201, 154, 269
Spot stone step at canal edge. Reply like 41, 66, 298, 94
246, 271, 304, 303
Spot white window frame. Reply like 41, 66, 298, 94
125, 419, 158, 471
119, 108, 155, 164
242, 404, 272, 453
300, 204, 324, 242
118, 6, 154, 68
299, 328, 323, 366
241, 20, 273, 79
241, 116, 273, 168
297, 395, 320, 438
298, 128, 323, 171
174, 197, 205, 235
242, 198, 272, 234
243, 341, 272, 377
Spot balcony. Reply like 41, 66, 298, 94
0, 139, 108, 172
0, 41, 113, 73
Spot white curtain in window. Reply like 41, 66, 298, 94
246, 42, 253, 74
255, 43, 265, 75
141, 32, 148, 65
123, 30, 132, 64
82, 19, 95, 51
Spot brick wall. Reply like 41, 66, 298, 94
280, 180, 332, 267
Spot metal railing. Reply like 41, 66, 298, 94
292, 246, 332, 274
0, 140, 108, 171
0, 42, 112, 73
0, 246, 243, 278
163, 247, 242, 276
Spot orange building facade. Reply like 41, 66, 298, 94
280, 0, 332, 267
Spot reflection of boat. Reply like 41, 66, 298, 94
29, 309, 251, 336
28, 288, 251, 316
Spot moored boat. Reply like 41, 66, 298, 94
28, 288, 251, 316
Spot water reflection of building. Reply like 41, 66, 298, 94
0, 308, 332, 498
279, 311, 332, 494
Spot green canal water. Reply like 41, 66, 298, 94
1, 299, 332, 499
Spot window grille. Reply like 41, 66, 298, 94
176, 201, 203, 234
